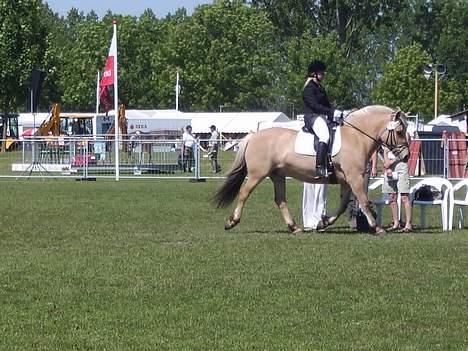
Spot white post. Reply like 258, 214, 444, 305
31, 90, 36, 165
434, 68, 438, 120
113, 20, 120, 181
175, 70, 180, 111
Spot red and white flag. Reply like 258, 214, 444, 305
99, 30, 117, 113
97, 21, 120, 180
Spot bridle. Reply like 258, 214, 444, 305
342, 113, 408, 159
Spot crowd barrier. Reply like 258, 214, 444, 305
0, 136, 466, 180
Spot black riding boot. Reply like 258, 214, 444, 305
315, 142, 328, 178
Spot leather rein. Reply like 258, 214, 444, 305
341, 116, 408, 159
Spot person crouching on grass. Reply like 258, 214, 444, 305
382, 131, 412, 233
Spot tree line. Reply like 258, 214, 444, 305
0, 0, 466, 123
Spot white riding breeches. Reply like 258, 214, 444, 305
302, 183, 328, 229
312, 117, 330, 144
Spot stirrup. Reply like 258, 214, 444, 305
314, 166, 328, 178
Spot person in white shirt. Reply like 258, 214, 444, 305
208, 125, 221, 173
182, 125, 196, 172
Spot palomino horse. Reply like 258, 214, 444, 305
213, 105, 409, 235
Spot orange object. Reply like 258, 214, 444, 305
408, 139, 422, 176
442, 131, 467, 178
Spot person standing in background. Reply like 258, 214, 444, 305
182, 125, 196, 172
302, 182, 327, 231
208, 125, 222, 173
383, 131, 412, 233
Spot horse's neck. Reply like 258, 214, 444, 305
347, 112, 387, 138
346, 112, 388, 155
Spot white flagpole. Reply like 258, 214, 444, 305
93, 70, 99, 140
113, 20, 120, 181
175, 70, 180, 111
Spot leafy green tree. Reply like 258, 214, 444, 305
373, 44, 462, 119
59, 13, 108, 111
250, 0, 405, 57
281, 34, 367, 115
121, 10, 162, 109
434, 1, 467, 111
37, 3, 70, 109
389, 0, 467, 112
373, 44, 432, 116
152, 0, 280, 111
0, 0, 47, 149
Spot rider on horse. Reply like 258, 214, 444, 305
303, 60, 335, 178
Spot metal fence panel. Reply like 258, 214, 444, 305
0, 136, 465, 180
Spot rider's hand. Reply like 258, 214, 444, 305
333, 109, 343, 119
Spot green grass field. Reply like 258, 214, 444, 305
0, 179, 467, 350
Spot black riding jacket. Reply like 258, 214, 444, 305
303, 79, 334, 121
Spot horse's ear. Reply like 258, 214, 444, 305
387, 111, 401, 130
387, 110, 408, 131
395, 110, 408, 130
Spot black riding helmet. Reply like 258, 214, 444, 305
308, 60, 326, 75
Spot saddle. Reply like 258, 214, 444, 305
294, 124, 341, 156
294, 124, 341, 182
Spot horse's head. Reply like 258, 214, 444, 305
381, 110, 410, 160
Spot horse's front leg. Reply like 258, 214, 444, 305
317, 183, 352, 230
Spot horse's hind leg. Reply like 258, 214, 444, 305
225, 175, 264, 230
347, 178, 384, 235
318, 183, 352, 229
270, 174, 301, 234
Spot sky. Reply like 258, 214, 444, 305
45, 0, 213, 18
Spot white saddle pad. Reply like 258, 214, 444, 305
294, 127, 341, 156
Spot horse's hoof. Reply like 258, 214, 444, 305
224, 222, 235, 230
316, 220, 327, 231
292, 227, 302, 234
318, 215, 331, 229
224, 217, 238, 230
373, 227, 386, 236
288, 224, 302, 234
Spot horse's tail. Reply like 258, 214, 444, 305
212, 133, 253, 208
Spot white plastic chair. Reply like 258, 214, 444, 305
409, 177, 453, 231
449, 179, 468, 230
368, 178, 401, 226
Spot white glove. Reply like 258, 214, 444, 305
333, 109, 343, 118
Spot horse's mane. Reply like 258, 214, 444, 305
347, 105, 395, 123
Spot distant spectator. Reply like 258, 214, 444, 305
182, 125, 196, 172
208, 125, 222, 173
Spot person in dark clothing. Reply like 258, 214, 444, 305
303, 60, 335, 178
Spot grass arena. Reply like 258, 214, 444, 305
0, 179, 467, 350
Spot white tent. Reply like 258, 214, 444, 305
20, 108, 292, 136
427, 114, 466, 133
188, 112, 291, 134
258, 119, 303, 131
102, 109, 191, 134
18, 112, 50, 129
